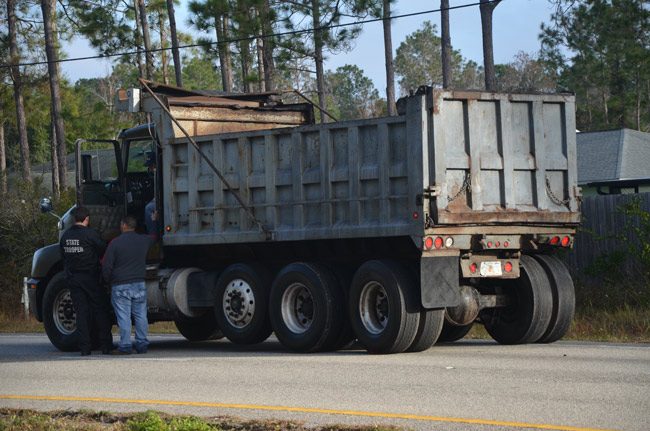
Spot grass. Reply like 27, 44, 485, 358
0, 409, 403, 431
2, 308, 649, 343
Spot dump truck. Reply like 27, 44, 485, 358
26, 83, 579, 354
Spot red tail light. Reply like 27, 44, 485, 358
504, 261, 513, 273
561, 236, 571, 247
434, 237, 444, 249
424, 236, 434, 250
469, 263, 478, 274
504, 241, 510, 248
486, 241, 493, 248
549, 236, 560, 245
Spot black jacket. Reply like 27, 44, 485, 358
102, 231, 154, 286
59, 224, 107, 277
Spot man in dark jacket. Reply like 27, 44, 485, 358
102, 215, 154, 354
59, 206, 113, 356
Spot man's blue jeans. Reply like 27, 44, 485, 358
111, 281, 149, 353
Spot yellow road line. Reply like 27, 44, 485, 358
0, 394, 617, 431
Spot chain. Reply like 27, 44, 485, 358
447, 174, 471, 203
545, 175, 571, 210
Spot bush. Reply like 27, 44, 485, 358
0, 178, 74, 315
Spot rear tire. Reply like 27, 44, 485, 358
481, 255, 553, 345
349, 260, 420, 354
406, 308, 444, 352
174, 311, 223, 342
438, 320, 473, 343
270, 263, 345, 353
42, 272, 79, 352
214, 263, 273, 345
533, 255, 576, 343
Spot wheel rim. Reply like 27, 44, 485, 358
223, 279, 256, 328
359, 281, 389, 335
53, 288, 76, 335
281, 283, 313, 334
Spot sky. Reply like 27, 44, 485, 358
61, 0, 557, 93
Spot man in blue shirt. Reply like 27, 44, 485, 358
102, 216, 154, 354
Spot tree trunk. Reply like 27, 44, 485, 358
382, 0, 396, 115
7, 0, 31, 182
240, 39, 251, 93
50, 112, 60, 197
137, 0, 154, 80
41, 0, 66, 191
479, 0, 500, 91
261, 0, 275, 91
166, 0, 182, 87
0, 121, 6, 194
215, 15, 234, 92
257, 31, 266, 92
159, 12, 169, 85
441, 0, 452, 89
133, 0, 146, 78
312, 0, 326, 123
602, 91, 609, 125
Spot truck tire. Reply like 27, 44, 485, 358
533, 255, 576, 343
437, 321, 473, 343
42, 272, 79, 352
269, 263, 345, 353
349, 260, 420, 354
174, 311, 223, 342
406, 308, 444, 352
481, 255, 553, 345
214, 263, 273, 345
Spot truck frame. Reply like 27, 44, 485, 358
26, 84, 579, 354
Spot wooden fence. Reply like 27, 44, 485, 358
566, 192, 650, 278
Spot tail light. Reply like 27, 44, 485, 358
469, 263, 478, 274
561, 236, 571, 247
434, 237, 444, 249
423, 236, 434, 250
549, 236, 560, 245
504, 261, 513, 273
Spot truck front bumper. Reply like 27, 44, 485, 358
24, 278, 43, 321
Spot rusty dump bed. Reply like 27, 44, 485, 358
144, 88, 580, 247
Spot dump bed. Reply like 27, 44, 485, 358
148, 89, 580, 247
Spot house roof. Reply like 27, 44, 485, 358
577, 128, 650, 185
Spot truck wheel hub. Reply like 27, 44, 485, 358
223, 279, 255, 328
53, 289, 76, 335
281, 283, 313, 334
359, 282, 389, 335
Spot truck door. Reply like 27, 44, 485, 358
75, 139, 125, 241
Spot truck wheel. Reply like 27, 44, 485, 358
481, 255, 553, 344
270, 263, 345, 353
42, 272, 79, 352
406, 308, 444, 352
437, 321, 473, 343
349, 260, 420, 354
214, 263, 273, 345
533, 255, 576, 343
174, 311, 223, 342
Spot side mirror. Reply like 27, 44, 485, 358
39, 197, 53, 214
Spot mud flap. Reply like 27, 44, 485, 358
420, 256, 459, 308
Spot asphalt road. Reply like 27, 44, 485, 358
0, 333, 648, 431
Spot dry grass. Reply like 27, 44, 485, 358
2, 308, 648, 343
0, 409, 403, 431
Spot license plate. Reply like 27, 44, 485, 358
480, 261, 502, 277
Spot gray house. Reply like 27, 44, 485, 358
577, 128, 650, 195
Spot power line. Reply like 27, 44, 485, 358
0, 0, 501, 69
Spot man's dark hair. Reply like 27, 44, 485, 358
72, 206, 90, 223
121, 215, 137, 230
